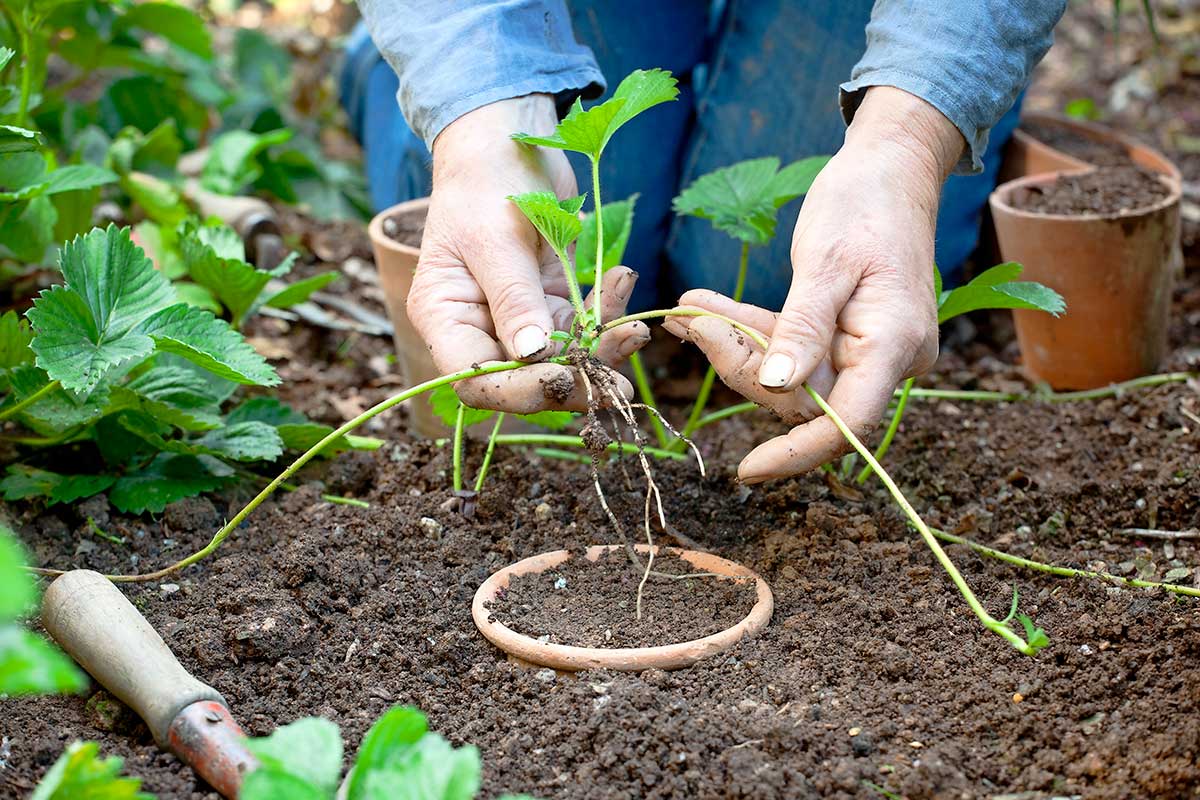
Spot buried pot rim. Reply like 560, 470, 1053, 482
367, 196, 430, 258
471, 544, 774, 672
989, 168, 1182, 225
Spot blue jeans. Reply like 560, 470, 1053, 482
340, 0, 1022, 309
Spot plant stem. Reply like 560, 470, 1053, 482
321, 494, 370, 509
551, 243, 587, 320
629, 352, 669, 448
532, 447, 592, 464
855, 377, 913, 484
494, 433, 686, 461
692, 401, 757, 431
452, 403, 466, 493
678, 242, 751, 447
907, 372, 1195, 404
53, 362, 528, 583
804, 385, 1035, 654
16, 24, 33, 126
602, 308, 766, 346
0, 380, 60, 421
591, 156, 604, 329
930, 527, 1200, 598
473, 413, 506, 493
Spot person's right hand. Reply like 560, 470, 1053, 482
409, 94, 650, 414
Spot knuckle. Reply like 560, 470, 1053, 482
486, 279, 544, 328
775, 306, 826, 346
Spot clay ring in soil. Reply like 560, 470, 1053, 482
471, 544, 773, 671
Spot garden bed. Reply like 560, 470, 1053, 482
3, 268, 1198, 799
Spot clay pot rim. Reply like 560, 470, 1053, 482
367, 197, 429, 258
989, 169, 1182, 223
471, 544, 774, 672
1016, 111, 1183, 184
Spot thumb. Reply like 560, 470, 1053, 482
472, 234, 557, 361
758, 262, 855, 392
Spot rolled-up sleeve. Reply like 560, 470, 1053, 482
357, 0, 605, 149
839, 0, 1067, 174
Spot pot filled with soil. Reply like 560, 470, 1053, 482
989, 165, 1181, 389
473, 544, 773, 671
1002, 111, 1182, 184
368, 197, 443, 435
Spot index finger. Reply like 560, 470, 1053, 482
736, 355, 904, 483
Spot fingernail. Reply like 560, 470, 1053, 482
513, 325, 548, 359
758, 352, 795, 388
618, 331, 651, 358
616, 270, 637, 297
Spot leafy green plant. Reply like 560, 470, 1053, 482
0, 225, 372, 513
0, 524, 86, 696
175, 219, 338, 327
32, 741, 153, 800
852, 262, 1064, 484
668, 155, 829, 445
241, 705, 535, 800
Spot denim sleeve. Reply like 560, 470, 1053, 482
356, 0, 605, 150
839, 0, 1067, 174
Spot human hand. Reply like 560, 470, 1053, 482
409, 95, 649, 414
664, 87, 963, 482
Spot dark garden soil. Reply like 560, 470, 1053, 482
486, 550, 759, 648
3, 265, 1199, 800
1011, 166, 1172, 216
1018, 120, 1136, 168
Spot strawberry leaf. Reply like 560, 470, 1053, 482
1017, 613, 1051, 652
507, 191, 585, 257
0, 310, 34, 369
28, 225, 177, 394
512, 69, 678, 160
263, 271, 339, 310
30, 741, 151, 800
0, 466, 117, 506
428, 384, 494, 428
135, 303, 279, 386
673, 156, 828, 245
108, 454, 232, 514
937, 262, 1066, 323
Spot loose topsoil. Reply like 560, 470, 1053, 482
486, 550, 759, 648
1011, 165, 1171, 216
1018, 121, 1136, 168
381, 212, 424, 248
3, 266, 1199, 800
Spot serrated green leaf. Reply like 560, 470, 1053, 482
28, 226, 176, 394
107, 121, 183, 176
0, 627, 89, 696
122, 365, 224, 430
108, 453, 230, 514
201, 129, 293, 196
576, 195, 636, 285
0, 195, 57, 262
672, 156, 827, 245
0, 165, 118, 203
244, 717, 343, 796
180, 222, 270, 326
937, 262, 1066, 323
507, 191, 585, 256
115, 1, 212, 59
195, 421, 283, 462
359, 735, 481, 800
31, 741, 152, 800
347, 706, 428, 800
0, 466, 117, 506
5, 366, 118, 433
512, 69, 678, 160
275, 423, 382, 454
135, 303, 279, 386
174, 282, 223, 315
0, 531, 36, 620
0, 124, 42, 154
0, 310, 33, 369
227, 396, 307, 426
263, 271, 340, 310
428, 384, 493, 428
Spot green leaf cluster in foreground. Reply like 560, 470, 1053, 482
0, 526, 86, 697
32, 741, 153, 800
0, 226, 376, 513
241, 706, 535, 800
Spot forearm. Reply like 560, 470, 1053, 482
355, 0, 604, 149
841, 0, 1067, 174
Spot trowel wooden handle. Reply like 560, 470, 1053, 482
182, 179, 278, 240
41, 570, 226, 746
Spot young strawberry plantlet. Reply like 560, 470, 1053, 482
853, 262, 1065, 484
670, 155, 829, 446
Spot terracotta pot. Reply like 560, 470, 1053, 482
472, 544, 774, 671
989, 170, 1181, 390
1001, 111, 1183, 185
367, 198, 443, 436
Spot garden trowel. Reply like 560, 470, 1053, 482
41, 570, 256, 799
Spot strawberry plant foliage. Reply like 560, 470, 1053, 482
936, 261, 1065, 323
31, 741, 153, 800
576, 194, 637, 285
241, 705, 535, 800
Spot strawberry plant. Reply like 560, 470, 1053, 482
31, 741, 152, 800
0, 225, 375, 513
241, 705, 535, 800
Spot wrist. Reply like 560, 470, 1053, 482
844, 86, 964, 198
432, 94, 558, 163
